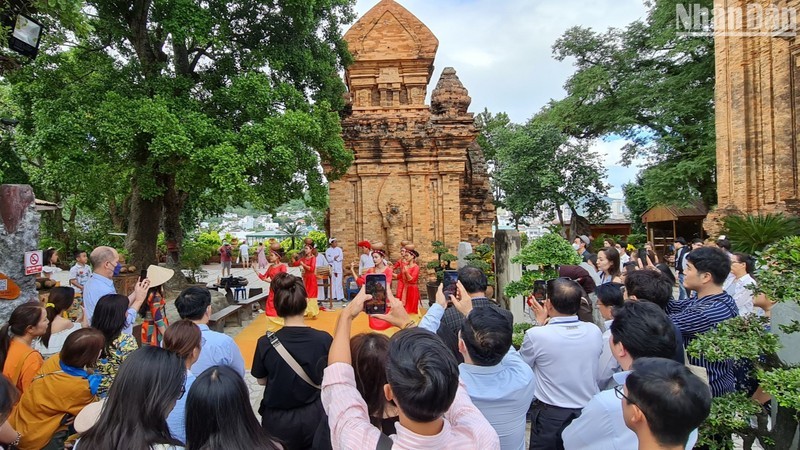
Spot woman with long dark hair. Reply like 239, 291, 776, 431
40, 248, 61, 279
0, 303, 47, 393
91, 294, 138, 396
163, 320, 202, 445
185, 365, 279, 450
34, 287, 87, 358
596, 247, 623, 284
10, 328, 104, 450
76, 346, 186, 450
251, 272, 332, 449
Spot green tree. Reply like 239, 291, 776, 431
493, 120, 609, 236
5, 0, 355, 269
542, 0, 715, 208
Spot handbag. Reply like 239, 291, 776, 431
683, 348, 710, 386
266, 331, 320, 389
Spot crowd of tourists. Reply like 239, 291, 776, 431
0, 234, 768, 449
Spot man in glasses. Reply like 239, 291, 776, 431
622, 358, 711, 450
562, 301, 699, 450
519, 278, 603, 450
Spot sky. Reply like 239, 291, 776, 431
351, 0, 650, 198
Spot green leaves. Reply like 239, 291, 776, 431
758, 368, 800, 411
753, 236, 800, 308
686, 315, 779, 362
722, 214, 800, 255
505, 233, 582, 298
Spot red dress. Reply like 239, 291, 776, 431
257, 264, 287, 317
357, 266, 394, 331
291, 256, 317, 299
399, 264, 420, 314
394, 260, 406, 301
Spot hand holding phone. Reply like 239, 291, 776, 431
442, 270, 459, 304
533, 280, 547, 305
139, 269, 148, 282
364, 273, 387, 315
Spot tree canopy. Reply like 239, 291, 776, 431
541, 0, 716, 209
2, 0, 356, 268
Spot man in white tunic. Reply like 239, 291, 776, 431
326, 238, 345, 302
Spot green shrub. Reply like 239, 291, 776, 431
505, 233, 581, 298
722, 213, 800, 254
425, 241, 457, 283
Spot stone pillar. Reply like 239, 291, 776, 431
772, 302, 800, 365
456, 242, 472, 268
0, 184, 40, 322
495, 229, 525, 323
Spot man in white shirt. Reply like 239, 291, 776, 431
238, 241, 250, 269
457, 307, 536, 450
325, 238, 345, 302
562, 301, 699, 450
622, 358, 710, 450
615, 240, 630, 265
520, 278, 603, 450
730, 252, 758, 316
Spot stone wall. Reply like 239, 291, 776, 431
0, 184, 40, 322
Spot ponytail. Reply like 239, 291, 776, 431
41, 287, 75, 348
0, 303, 45, 371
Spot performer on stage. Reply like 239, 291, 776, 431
290, 243, 319, 318
350, 249, 394, 331
398, 249, 421, 315
254, 248, 287, 325
325, 238, 345, 302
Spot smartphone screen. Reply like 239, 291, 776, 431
364, 273, 387, 315
533, 280, 547, 305
442, 270, 459, 301
139, 270, 147, 282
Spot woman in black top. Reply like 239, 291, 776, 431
251, 273, 332, 450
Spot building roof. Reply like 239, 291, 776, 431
642, 200, 708, 223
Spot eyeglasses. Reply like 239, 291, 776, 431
614, 385, 634, 404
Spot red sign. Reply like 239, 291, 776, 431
25, 250, 42, 276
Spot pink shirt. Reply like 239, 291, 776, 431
322, 362, 500, 450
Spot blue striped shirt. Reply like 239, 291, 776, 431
666, 292, 739, 397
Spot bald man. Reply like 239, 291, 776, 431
83, 246, 150, 335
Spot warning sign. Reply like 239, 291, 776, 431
25, 250, 42, 276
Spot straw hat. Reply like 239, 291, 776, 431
74, 398, 106, 434
146, 265, 174, 288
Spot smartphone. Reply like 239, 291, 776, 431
533, 280, 547, 305
139, 270, 147, 282
442, 270, 459, 301
364, 273, 387, 315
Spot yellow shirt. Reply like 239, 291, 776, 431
9, 355, 96, 450
2, 339, 43, 394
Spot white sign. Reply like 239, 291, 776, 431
25, 250, 42, 276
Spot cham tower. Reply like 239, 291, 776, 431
705, 0, 800, 234
326, 0, 495, 265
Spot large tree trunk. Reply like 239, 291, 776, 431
162, 175, 190, 289
125, 181, 163, 271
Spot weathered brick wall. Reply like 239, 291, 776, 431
707, 0, 800, 233
327, 0, 495, 280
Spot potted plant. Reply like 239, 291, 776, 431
425, 241, 457, 302
504, 232, 582, 300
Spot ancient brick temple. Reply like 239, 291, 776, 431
327, 0, 495, 265
705, 0, 800, 234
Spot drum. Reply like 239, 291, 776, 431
316, 265, 331, 278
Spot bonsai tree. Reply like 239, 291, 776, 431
504, 232, 581, 299
687, 236, 800, 449
425, 240, 457, 283
464, 243, 495, 286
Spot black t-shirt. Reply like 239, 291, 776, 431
251, 326, 332, 411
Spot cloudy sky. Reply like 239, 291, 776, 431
351, 0, 651, 198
